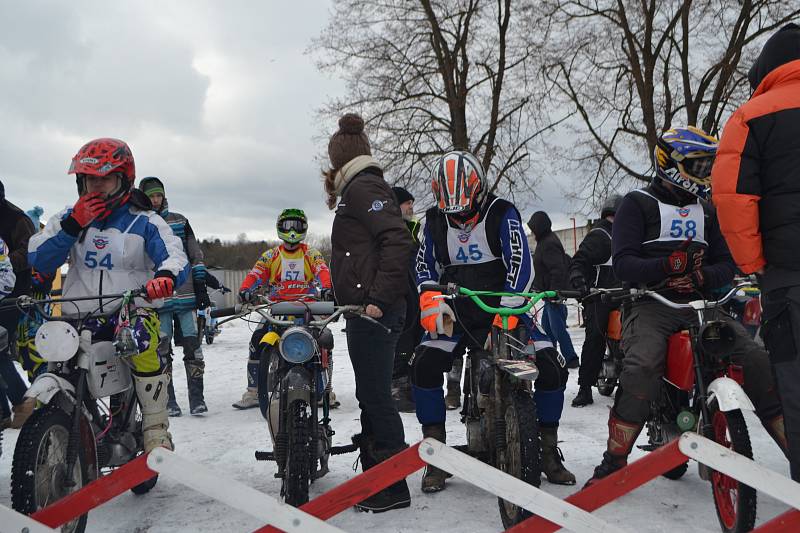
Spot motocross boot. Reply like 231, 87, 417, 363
539, 426, 576, 485
166, 377, 182, 417
391, 376, 416, 413
584, 410, 643, 487
421, 424, 452, 492
185, 360, 208, 415
134, 372, 173, 452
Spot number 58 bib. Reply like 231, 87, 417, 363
640, 191, 707, 246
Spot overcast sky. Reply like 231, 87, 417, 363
0, 1, 585, 243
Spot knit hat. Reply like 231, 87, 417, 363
391, 186, 414, 205
139, 176, 166, 196
328, 113, 371, 171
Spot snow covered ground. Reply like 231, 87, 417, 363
0, 316, 791, 532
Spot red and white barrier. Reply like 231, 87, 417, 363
0, 504, 57, 533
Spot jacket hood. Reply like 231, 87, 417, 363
528, 211, 552, 239
749, 23, 800, 92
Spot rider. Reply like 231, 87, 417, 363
232, 208, 334, 409
569, 195, 623, 407
413, 150, 575, 492
28, 138, 189, 452
140, 176, 210, 417
586, 126, 787, 483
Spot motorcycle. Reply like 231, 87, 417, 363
3, 289, 157, 533
212, 298, 370, 506
197, 287, 229, 345
595, 308, 624, 397
423, 283, 581, 528
601, 283, 760, 533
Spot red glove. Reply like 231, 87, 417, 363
146, 276, 174, 300
492, 314, 519, 330
419, 291, 456, 338
663, 238, 705, 276
666, 270, 704, 294
69, 193, 107, 228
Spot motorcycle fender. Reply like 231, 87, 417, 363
707, 377, 755, 412
24, 373, 76, 405
260, 331, 280, 346
283, 366, 312, 404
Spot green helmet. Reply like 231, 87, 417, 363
277, 208, 308, 244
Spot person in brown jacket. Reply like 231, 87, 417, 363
712, 23, 800, 481
323, 113, 413, 513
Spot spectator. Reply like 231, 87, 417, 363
324, 113, 413, 512
712, 23, 800, 481
528, 211, 579, 368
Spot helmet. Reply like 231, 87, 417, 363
600, 194, 623, 218
653, 126, 718, 201
277, 209, 308, 244
69, 139, 136, 216
431, 150, 487, 215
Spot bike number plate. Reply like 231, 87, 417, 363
497, 360, 539, 381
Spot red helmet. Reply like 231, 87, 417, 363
69, 138, 135, 182
431, 150, 487, 215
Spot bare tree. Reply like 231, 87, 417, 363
537, 0, 800, 203
311, 0, 569, 207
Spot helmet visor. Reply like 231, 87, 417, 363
278, 218, 308, 234
681, 156, 715, 181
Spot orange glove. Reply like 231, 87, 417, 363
419, 291, 456, 338
492, 314, 519, 330
146, 276, 174, 300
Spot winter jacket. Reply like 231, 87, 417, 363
0, 199, 35, 297
157, 207, 205, 312
712, 24, 800, 293
330, 159, 412, 311
569, 218, 620, 290
29, 196, 190, 314
528, 211, 570, 291
612, 183, 736, 301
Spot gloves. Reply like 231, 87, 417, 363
31, 270, 55, 292
492, 314, 519, 330
569, 273, 590, 298
666, 270, 705, 294
320, 288, 334, 302
663, 239, 705, 276
145, 276, 174, 300
239, 288, 256, 304
419, 291, 456, 339
195, 288, 211, 309
69, 193, 107, 228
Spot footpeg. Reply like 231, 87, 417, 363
255, 450, 275, 461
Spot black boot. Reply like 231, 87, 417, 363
167, 369, 182, 417
353, 436, 411, 513
185, 358, 208, 415
584, 410, 644, 487
421, 424, 452, 492
392, 376, 415, 413
571, 386, 593, 407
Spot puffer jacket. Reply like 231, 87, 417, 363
713, 23, 800, 292
29, 196, 189, 314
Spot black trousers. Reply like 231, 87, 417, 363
762, 286, 800, 481
346, 304, 406, 451
577, 300, 614, 388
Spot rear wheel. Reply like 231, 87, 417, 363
708, 405, 757, 533
283, 400, 311, 507
497, 390, 540, 528
11, 407, 89, 533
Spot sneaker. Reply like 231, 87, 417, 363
190, 401, 208, 415
232, 388, 259, 409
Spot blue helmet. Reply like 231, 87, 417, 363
653, 126, 718, 201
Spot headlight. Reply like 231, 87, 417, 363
279, 327, 316, 364
35, 321, 80, 362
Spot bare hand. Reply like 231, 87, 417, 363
365, 304, 383, 319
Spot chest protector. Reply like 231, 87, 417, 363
269, 245, 314, 299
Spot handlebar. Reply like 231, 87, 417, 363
420, 283, 578, 316
214, 301, 387, 332
594, 283, 753, 310
0, 288, 147, 309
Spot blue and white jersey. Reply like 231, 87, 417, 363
29, 204, 189, 314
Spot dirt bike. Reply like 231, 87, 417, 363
422, 283, 581, 528
212, 299, 374, 507
596, 308, 624, 397
601, 283, 759, 533
2, 289, 157, 533
197, 287, 229, 345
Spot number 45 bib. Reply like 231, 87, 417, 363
639, 190, 707, 246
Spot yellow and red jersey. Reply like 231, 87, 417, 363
240, 243, 331, 301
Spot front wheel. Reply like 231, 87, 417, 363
11, 407, 89, 533
284, 399, 311, 507
497, 390, 540, 528
708, 405, 757, 533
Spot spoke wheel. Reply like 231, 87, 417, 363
497, 390, 539, 528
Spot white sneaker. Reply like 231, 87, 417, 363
232, 388, 259, 409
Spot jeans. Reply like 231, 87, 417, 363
346, 304, 406, 451
577, 301, 614, 387
542, 301, 577, 361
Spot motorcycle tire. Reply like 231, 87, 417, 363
662, 461, 689, 480
284, 399, 312, 507
708, 405, 757, 533
257, 349, 274, 421
12, 407, 89, 533
131, 473, 159, 495
497, 390, 540, 528
596, 378, 616, 397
